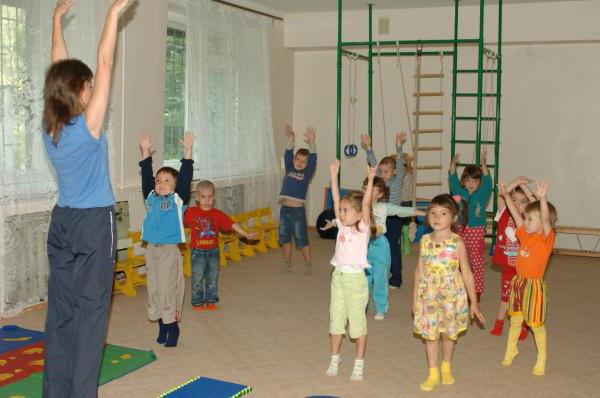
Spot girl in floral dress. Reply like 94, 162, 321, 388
412, 194, 485, 392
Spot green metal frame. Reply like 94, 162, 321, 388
335, 0, 503, 242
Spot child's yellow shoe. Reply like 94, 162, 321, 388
503, 314, 522, 366
501, 347, 519, 366
532, 363, 545, 376
531, 325, 547, 376
419, 367, 440, 392
441, 361, 455, 385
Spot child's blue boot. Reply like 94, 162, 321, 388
164, 322, 180, 348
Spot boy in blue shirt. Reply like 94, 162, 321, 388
139, 132, 195, 348
279, 125, 317, 275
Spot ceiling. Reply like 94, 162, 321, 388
245, 0, 583, 14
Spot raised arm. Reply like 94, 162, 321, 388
498, 176, 529, 210
304, 126, 316, 153
285, 124, 295, 150
330, 160, 341, 221
304, 126, 317, 177
480, 149, 489, 176
479, 150, 493, 202
362, 166, 376, 226
85, 0, 131, 139
448, 154, 468, 198
449, 153, 460, 175
499, 182, 523, 227
139, 134, 155, 199
361, 134, 378, 168
394, 132, 407, 182
395, 132, 406, 158
519, 180, 537, 203
283, 124, 294, 169
176, 132, 196, 205
51, 0, 73, 63
535, 181, 553, 237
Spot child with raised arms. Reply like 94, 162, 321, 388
499, 181, 556, 376
490, 176, 536, 338
361, 133, 407, 288
363, 176, 424, 320
139, 132, 195, 348
448, 151, 493, 301
326, 160, 374, 381
278, 125, 317, 274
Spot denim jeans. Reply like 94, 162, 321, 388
278, 205, 309, 249
191, 248, 220, 305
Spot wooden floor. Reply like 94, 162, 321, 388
4, 231, 600, 397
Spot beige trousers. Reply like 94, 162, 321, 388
145, 244, 185, 324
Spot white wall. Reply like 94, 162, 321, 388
110, 1, 167, 201
287, 1, 600, 250
284, 1, 600, 47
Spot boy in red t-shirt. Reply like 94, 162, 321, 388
184, 181, 256, 311
498, 180, 557, 377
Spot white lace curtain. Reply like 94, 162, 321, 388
185, 0, 280, 214
0, 0, 108, 316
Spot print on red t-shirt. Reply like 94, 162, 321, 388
184, 207, 234, 250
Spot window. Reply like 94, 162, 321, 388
0, 4, 27, 171
163, 26, 186, 162
163, 3, 278, 185
2, 1, 125, 201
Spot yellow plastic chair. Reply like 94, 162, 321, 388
182, 228, 191, 277
228, 213, 256, 257
218, 232, 242, 266
113, 261, 137, 297
113, 231, 147, 297
127, 231, 148, 288
255, 207, 280, 249
243, 210, 268, 254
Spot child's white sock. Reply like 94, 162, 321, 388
350, 358, 364, 381
326, 354, 341, 376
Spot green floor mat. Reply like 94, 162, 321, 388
0, 344, 156, 398
98, 344, 157, 384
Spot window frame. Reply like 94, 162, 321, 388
163, 20, 188, 167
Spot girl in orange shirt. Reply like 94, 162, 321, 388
498, 181, 557, 376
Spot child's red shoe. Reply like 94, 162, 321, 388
193, 305, 206, 312
490, 319, 504, 336
519, 324, 529, 340
206, 303, 218, 311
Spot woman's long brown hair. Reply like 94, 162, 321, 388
43, 59, 93, 145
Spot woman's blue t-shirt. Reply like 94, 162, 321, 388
44, 114, 115, 208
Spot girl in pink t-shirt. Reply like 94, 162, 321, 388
324, 160, 375, 381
